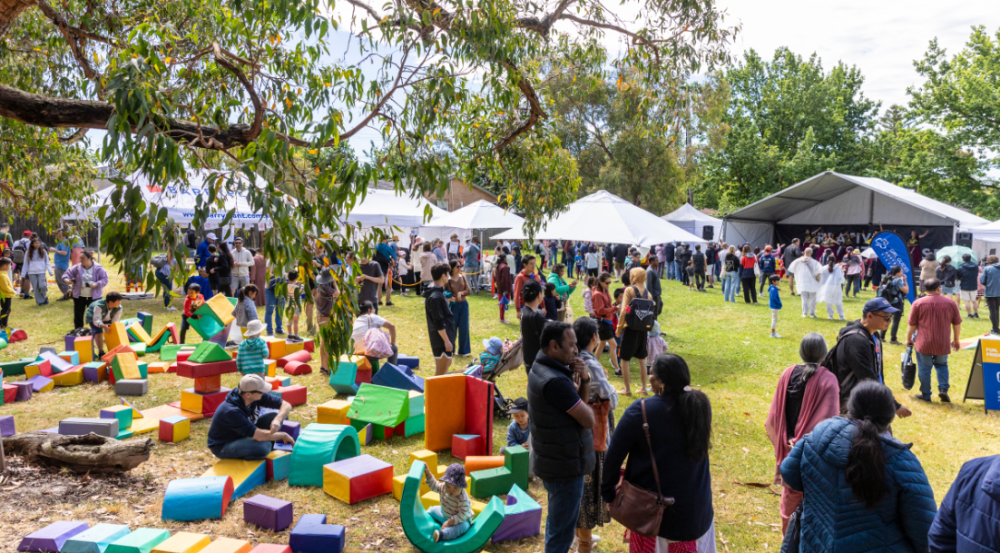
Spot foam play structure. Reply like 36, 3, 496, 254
243, 494, 293, 531
158, 416, 190, 442
149, 532, 210, 553
288, 424, 360, 486
322, 454, 393, 504
17, 521, 89, 552
345, 384, 424, 441
317, 398, 354, 425
0, 415, 16, 437
424, 374, 494, 456
400, 461, 505, 553
370, 362, 424, 392
202, 459, 266, 499
188, 295, 237, 340
62, 523, 131, 553
161, 476, 234, 521
469, 446, 529, 498
289, 515, 345, 553
491, 484, 542, 542
106, 528, 171, 553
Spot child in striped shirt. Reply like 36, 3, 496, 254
424, 464, 473, 542
237, 320, 268, 375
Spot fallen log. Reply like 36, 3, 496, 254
1, 432, 152, 473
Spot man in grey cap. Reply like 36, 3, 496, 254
207, 374, 295, 460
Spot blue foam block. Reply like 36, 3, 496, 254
370, 362, 424, 392
290, 514, 345, 553
161, 476, 232, 521
62, 524, 131, 553
396, 355, 419, 369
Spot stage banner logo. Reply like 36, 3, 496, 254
871, 232, 916, 305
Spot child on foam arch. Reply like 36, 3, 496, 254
423, 463, 473, 543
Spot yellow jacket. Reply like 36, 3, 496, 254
0, 271, 14, 299
616, 267, 649, 334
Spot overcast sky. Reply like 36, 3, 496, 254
719, 0, 1000, 110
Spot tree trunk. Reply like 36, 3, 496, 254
0, 0, 34, 38
1, 432, 152, 473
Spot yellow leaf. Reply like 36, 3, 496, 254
164, 57, 172, 63
309, 149, 318, 154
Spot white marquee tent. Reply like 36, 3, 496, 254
969, 220, 1000, 258
491, 190, 705, 246
662, 203, 722, 242
723, 171, 989, 247
340, 188, 447, 228
422, 200, 524, 230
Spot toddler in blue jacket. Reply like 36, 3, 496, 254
768, 274, 782, 338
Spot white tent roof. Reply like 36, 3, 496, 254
341, 188, 447, 228
970, 219, 1000, 242
726, 172, 988, 228
491, 190, 705, 246
422, 200, 524, 230
72, 169, 283, 227
663, 203, 720, 224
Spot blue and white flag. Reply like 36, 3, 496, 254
870, 232, 916, 305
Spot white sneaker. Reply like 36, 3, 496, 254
771, 333, 782, 338
166, 307, 178, 312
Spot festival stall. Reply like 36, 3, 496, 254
421, 200, 524, 245
662, 203, 722, 242
490, 190, 705, 246
722, 171, 989, 256
968, 219, 1000, 258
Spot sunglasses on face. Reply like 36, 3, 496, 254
875, 313, 892, 322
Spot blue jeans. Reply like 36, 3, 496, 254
428, 506, 471, 542
155, 270, 172, 308
542, 476, 585, 553
723, 271, 739, 302
265, 289, 285, 334
916, 352, 950, 398
666, 261, 675, 280
450, 301, 471, 355
210, 412, 277, 460
673, 261, 682, 281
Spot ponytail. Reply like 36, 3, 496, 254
651, 354, 712, 462
798, 332, 827, 383
844, 381, 896, 508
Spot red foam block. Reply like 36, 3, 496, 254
2, 384, 16, 404
176, 359, 238, 378
277, 384, 307, 406
283, 361, 312, 376
355, 367, 371, 385
276, 350, 312, 368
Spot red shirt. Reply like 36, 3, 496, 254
184, 294, 205, 318
907, 294, 961, 355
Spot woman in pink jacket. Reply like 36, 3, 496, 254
765, 332, 840, 532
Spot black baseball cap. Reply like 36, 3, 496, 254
508, 398, 528, 414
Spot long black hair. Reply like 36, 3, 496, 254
845, 381, 896, 508
798, 332, 827, 383
651, 354, 712, 461
237, 284, 258, 303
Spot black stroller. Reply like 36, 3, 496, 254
482, 338, 523, 421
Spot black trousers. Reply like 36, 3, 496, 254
73, 296, 93, 329
695, 272, 705, 290
880, 307, 904, 342
180, 317, 196, 344
988, 297, 1000, 332
0, 297, 10, 328
759, 272, 774, 294
742, 277, 757, 303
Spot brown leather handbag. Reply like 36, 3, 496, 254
608, 399, 675, 537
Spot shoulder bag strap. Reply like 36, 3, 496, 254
640, 399, 665, 504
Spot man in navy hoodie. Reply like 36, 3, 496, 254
929, 454, 1000, 552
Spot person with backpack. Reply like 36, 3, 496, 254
980, 255, 1000, 335
11, 230, 32, 299
780, 382, 936, 553
757, 245, 777, 295
878, 265, 910, 344
957, 253, 980, 319
616, 267, 655, 396
825, 297, 912, 418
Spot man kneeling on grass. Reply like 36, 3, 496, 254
207, 374, 295, 460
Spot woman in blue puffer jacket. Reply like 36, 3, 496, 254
781, 381, 937, 552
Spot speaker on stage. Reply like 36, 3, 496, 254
957, 232, 973, 248
702, 226, 714, 241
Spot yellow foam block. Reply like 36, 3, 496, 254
30, 375, 55, 392
265, 359, 276, 378
316, 398, 355, 425
180, 389, 206, 413
130, 417, 160, 434
115, 353, 142, 380
146, 362, 171, 373
198, 538, 251, 553
51, 369, 85, 387
263, 337, 286, 360
285, 341, 304, 354
73, 338, 93, 364
393, 474, 431, 501
203, 294, 237, 326
421, 491, 485, 515
25, 364, 45, 380
127, 322, 153, 345
202, 459, 265, 490
122, 398, 143, 418
146, 325, 172, 348
151, 532, 211, 553
163, 417, 190, 442
322, 464, 352, 503
105, 322, 130, 350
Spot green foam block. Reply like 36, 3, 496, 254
346, 383, 409, 428
287, 423, 360, 487
187, 341, 232, 363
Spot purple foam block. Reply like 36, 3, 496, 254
0, 415, 15, 437
38, 352, 72, 373
18, 521, 89, 552
64, 335, 76, 353
491, 488, 542, 543
273, 442, 293, 452
280, 420, 301, 440
82, 366, 99, 383
38, 347, 57, 357
38, 427, 60, 434
244, 494, 293, 531
11, 381, 33, 402
27, 375, 54, 392
208, 325, 229, 347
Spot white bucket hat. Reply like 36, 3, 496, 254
245, 320, 265, 337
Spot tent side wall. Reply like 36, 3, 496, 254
722, 219, 774, 247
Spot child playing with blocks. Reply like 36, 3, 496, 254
505, 397, 530, 449
237, 320, 268, 375
0, 257, 14, 332
423, 464, 474, 543
181, 283, 205, 344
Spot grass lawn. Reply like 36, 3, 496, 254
3, 261, 1000, 552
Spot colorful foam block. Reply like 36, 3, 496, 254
288, 424, 361, 487
17, 521, 90, 552
355, 366, 372, 385
277, 350, 311, 368
464, 455, 505, 474
491, 484, 542, 542
289, 514, 345, 553
62, 524, 131, 553
409, 391, 425, 415
101, 345, 137, 365
115, 379, 148, 396
149, 532, 210, 553
129, 416, 160, 435
50, 367, 84, 387
101, 405, 134, 430
322, 454, 393, 504
451, 435, 481, 460
396, 354, 420, 369
59, 418, 118, 438
347, 383, 410, 429
159, 415, 190, 442
176, 359, 238, 379
470, 445, 529, 498
0, 415, 16, 437
26, 374, 54, 392
188, 341, 232, 363
424, 374, 494, 455
247, 546, 289, 553
106, 529, 171, 553
189, 295, 237, 339
38, 351, 73, 373
8, 328, 27, 342
137, 312, 154, 335
111, 354, 142, 382
159, 344, 183, 362
127, 323, 153, 345
196, 538, 250, 553
370, 362, 424, 392
284, 340, 304, 354
104, 323, 130, 351
265, 450, 291, 481
25, 360, 53, 378
180, 387, 230, 416
2, 383, 15, 404
244, 494, 293, 531
329, 359, 359, 395
57, 350, 81, 365
11, 381, 33, 402
202, 459, 266, 499
81, 361, 107, 382
193, 375, 221, 393
282, 361, 312, 376
0, 358, 33, 376
400, 461, 505, 553
262, 337, 286, 360
161, 476, 234, 521
272, 384, 307, 406
73, 337, 94, 364
316, 398, 355, 425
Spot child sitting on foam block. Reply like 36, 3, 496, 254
237, 321, 268, 375
424, 464, 473, 543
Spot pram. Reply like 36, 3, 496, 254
460, 338, 523, 421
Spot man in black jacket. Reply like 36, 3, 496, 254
527, 321, 594, 553
957, 253, 980, 319
827, 298, 912, 418
613, 243, 629, 280
663, 242, 676, 280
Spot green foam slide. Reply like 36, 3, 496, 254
288, 424, 360, 487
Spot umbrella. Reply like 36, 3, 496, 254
935, 245, 976, 268
491, 190, 705, 246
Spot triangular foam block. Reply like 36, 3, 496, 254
187, 342, 232, 364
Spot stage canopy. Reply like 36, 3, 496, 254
662, 203, 722, 242
723, 171, 989, 249
491, 190, 704, 247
